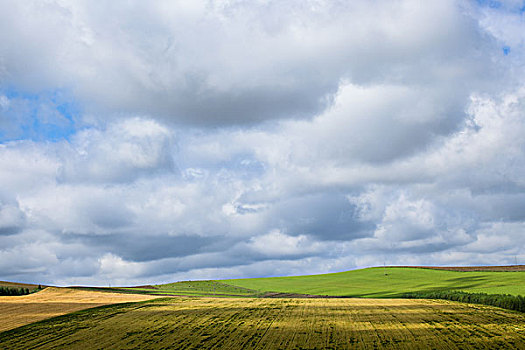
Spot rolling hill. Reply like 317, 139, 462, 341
134, 266, 525, 298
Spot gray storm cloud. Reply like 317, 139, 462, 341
0, 0, 524, 285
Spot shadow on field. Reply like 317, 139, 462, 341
417, 275, 489, 293
342, 291, 399, 298
444, 275, 488, 285
348, 276, 491, 298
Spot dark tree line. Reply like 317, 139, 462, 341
401, 290, 525, 313
0, 286, 32, 296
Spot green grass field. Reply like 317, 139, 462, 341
222, 267, 525, 297
118, 267, 525, 298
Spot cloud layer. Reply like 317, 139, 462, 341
1, 0, 525, 285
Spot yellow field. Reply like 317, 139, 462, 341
1, 296, 525, 349
0, 287, 160, 332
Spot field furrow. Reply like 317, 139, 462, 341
2, 297, 525, 349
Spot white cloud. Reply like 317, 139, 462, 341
1, 1, 525, 284
247, 230, 321, 258
59, 117, 175, 183
98, 253, 144, 281
0, 95, 9, 110
0, 0, 500, 126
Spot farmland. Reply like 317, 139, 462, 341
0, 287, 160, 332
1, 296, 525, 349
1, 266, 525, 349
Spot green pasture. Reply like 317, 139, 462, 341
221, 267, 525, 297
110, 267, 525, 298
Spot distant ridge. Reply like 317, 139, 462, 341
395, 265, 525, 272
0, 281, 43, 289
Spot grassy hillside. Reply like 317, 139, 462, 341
221, 267, 525, 297
75, 266, 525, 298
2, 297, 525, 349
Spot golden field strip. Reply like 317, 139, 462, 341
0, 287, 160, 332
2, 296, 525, 349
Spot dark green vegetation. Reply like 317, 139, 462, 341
401, 291, 525, 313
0, 287, 31, 296
222, 267, 525, 297
2, 297, 525, 349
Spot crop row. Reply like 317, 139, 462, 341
2, 297, 525, 349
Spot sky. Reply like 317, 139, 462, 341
1, 0, 525, 286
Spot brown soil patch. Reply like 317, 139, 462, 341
399, 265, 525, 272
0, 287, 161, 332
261, 292, 347, 298
125, 285, 158, 289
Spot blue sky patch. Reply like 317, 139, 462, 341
489, 1, 501, 9
0, 88, 81, 143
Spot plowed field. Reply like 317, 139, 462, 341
411, 265, 525, 272
0, 287, 160, 332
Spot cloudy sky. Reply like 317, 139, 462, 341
1, 0, 525, 286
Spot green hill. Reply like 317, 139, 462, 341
221, 267, 525, 297
116, 266, 525, 298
